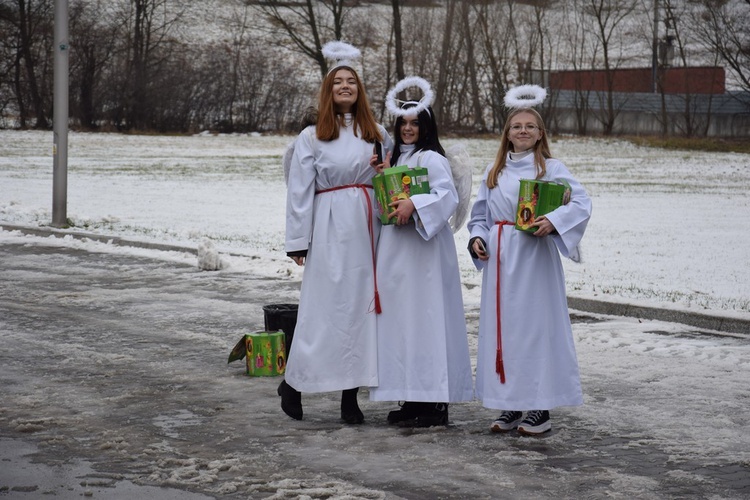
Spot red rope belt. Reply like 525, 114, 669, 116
494, 220, 513, 383
315, 183, 381, 314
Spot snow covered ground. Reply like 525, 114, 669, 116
1, 129, 749, 319
1, 129, 750, 498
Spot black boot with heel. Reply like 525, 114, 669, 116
278, 379, 303, 420
341, 388, 364, 424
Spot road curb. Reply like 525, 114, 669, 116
3, 222, 749, 336
1, 223, 200, 255
567, 297, 750, 336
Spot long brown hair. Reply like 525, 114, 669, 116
316, 66, 383, 143
486, 108, 551, 189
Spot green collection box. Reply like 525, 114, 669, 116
515, 179, 571, 232
227, 331, 286, 376
372, 165, 430, 225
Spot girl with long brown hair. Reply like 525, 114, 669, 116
281, 42, 393, 425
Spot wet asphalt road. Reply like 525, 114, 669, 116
1, 240, 749, 499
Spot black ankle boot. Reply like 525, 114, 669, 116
278, 379, 303, 420
415, 403, 449, 427
341, 388, 364, 424
387, 401, 423, 424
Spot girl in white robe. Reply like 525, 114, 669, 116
467, 107, 591, 435
369, 103, 473, 427
282, 65, 393, 424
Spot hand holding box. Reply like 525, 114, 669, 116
372, 165, 430, 225
515, 179, 571, 233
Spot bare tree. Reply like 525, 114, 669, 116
691, 0, 750, 95
584, 0, 638, 135
119, 0, 184, 130
0, 3, 17, 126
428, 0, 487, 131
656, 0, 715, 137
532, 1, 554, 81
255, 0, 348, 78
433, 0, 456, 129
0, 0, 741, 135
381, 3, 443, 124
219, 4, 253, 133
558, 0, 600, 134
459, 2, 486, 132
391, 0, 404, 83
0, 0, 52, 129
507, 0, 541, 84
518, 0, 558, 120
68, 1, 118, 129
235, 42, 313, 131
475, 1, 515, 130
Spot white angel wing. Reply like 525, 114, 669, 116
282, 139, 295, 184
445, 143, 473, 233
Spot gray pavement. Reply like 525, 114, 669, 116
1, 232, 749, 499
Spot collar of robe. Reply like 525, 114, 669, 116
508, 149, 533, 161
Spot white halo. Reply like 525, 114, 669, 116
503, 84, 547, 109
322, 41, 361, 69
385, 76, 435, 117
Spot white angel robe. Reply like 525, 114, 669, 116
285, 117, 392, 393
369, 145, 474, 403
467, 153, 592, 410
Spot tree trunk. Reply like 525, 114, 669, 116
391, 0, 404, 82
460, 2, 486, 132
434, 0, 456, 129
17, 0, 49, 128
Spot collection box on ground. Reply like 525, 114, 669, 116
515, 179, 571, 232
372, 165, 430, 225
227, 331, 286, 376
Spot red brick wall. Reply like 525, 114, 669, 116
549, 67, 725, 94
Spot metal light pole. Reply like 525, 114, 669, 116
651, 0, 659, 93
52, 0, 69, 228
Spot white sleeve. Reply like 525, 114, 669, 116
544, 160, 592, 259
411, 152, 459, 241
285, 127, 317, 252
466, 165, 493, 270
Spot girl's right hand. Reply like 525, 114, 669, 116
473, 239, 489, 261
370, 151, 392, 174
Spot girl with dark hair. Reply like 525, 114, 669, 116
390, 103, 445, 161
369, 100, 473, 427
282, 47, 394, 425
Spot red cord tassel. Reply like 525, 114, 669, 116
494, 220, 512, 385
496, 350, 506, 384
374, 291, 382, 314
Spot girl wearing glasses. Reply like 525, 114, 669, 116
467, 105, 592, 436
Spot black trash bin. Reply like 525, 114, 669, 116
263, 304, 298, 357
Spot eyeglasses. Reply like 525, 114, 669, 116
509, 124, 539, 132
